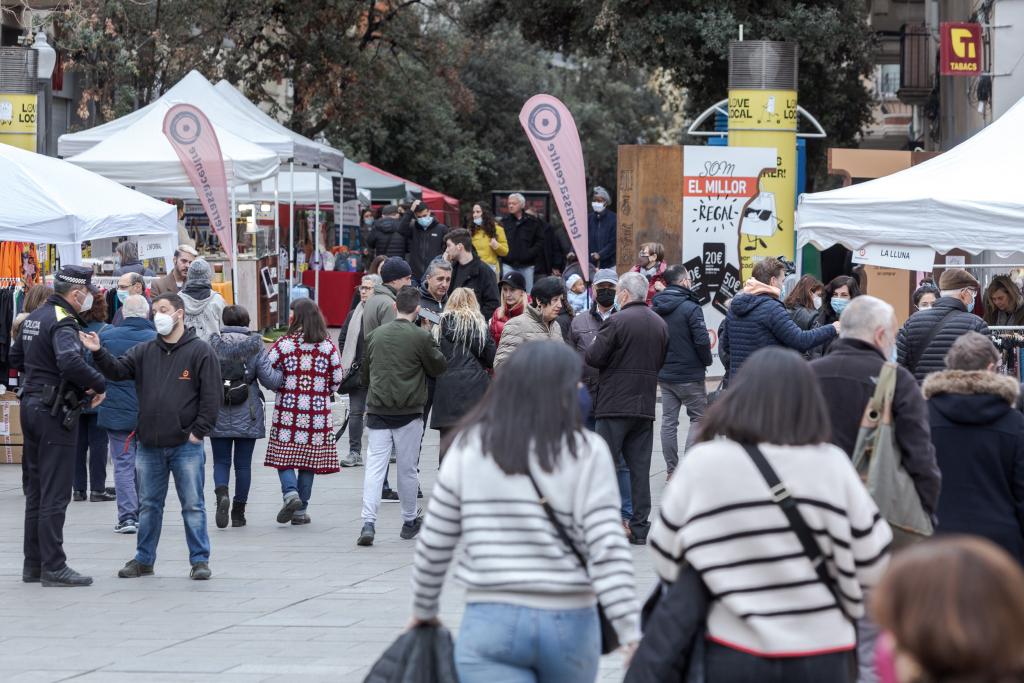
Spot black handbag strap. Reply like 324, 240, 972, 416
525, 470, 589, 573
907, 307, 957, 374
741, 443, 853, 622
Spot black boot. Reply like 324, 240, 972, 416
214, 486, 230, 529
230, 501, 246, 527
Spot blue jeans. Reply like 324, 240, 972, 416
456, 603, 600, 683
615, 454, 633, 520
108, 429, 138, 523
278, 469, 315, 512
210, 437, 256, 503
135, 440, 210, 565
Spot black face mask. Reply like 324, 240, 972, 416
595, 289, 616, 308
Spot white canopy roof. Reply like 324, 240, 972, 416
0, 143, 176, 244
66, 101, 280, 187
797, 96, 1024, 255
213, 80, 345, 172
58, 70, 319, 166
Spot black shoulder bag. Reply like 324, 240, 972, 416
525, 470, 620, 655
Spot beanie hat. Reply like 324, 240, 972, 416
593, 268, 618, 286
186, 258, 212, 286
380, 256, 412, 284
566, 274, 583, 288
592, 186, 611, 204
938, 268, 979, 292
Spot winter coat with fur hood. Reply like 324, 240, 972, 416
208, 326, 283, 440
925, 369, 1024, 562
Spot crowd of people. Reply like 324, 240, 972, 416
9, 187, 1024, 681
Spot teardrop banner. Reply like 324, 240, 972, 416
161, 104, 234, 260
519, 95, 590, 277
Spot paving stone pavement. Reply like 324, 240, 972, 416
0, 396, 674, 682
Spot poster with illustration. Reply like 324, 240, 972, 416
683, 146, 776, 375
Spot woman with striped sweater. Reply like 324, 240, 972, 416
410, 341, 639, 682
649, 347, 893, 682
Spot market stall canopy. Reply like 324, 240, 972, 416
57, 70, 319, 166
0, 143, 177, 243
797, 95, 1024, 255
358, 161, 459, 217
213, 79, 345, 172
65, 101, 280, 187
343, 160, 420, 202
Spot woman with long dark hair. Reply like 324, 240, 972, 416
648, 347, 892, 682
264, 299, 343, 525
468, 203, 508, 277
811, 275, 861, 356
784, 274, 823, 331
410, 341, 639, 682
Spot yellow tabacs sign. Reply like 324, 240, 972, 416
0, 94, 38, 152
728, 89, 797, 280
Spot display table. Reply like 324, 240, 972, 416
301, 270, 362, 326
211, 281, 234, 305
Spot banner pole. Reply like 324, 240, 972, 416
230, 184, 238, 297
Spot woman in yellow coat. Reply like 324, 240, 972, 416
469, 203, 508, 278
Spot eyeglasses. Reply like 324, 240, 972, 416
358, 286, 374, 291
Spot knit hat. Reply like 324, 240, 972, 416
186, 258, 212, 286
380, 256, 412, 284
938, 268, 979, 292
593, 268, 618, 286
592, 186, 611, 204
566, 274, 583, 288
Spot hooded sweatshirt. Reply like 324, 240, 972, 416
180, 290, 225, 343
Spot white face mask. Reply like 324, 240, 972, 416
153, 312, 175, 336
592, 201, 605, 213
78, 292, 93, 313
812, 295, 822, 309
473, 216, 483, 226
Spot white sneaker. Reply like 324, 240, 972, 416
114, 519, 138, 534
340, 452, 363, 467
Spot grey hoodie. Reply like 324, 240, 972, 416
180, 290, 225, 343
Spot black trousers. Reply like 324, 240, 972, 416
705, 641, 852, 683
22, 397, 79, 572
596, 416, 654, 539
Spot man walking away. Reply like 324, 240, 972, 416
897, 268, 989, 382
653, 265, 712, 475
586, 272, 668, 544
96, 294, 157, 534
719, 257, 837, 377
83, 293, 222, 580
500, 193, 545, 291
445, 228, 500, 320
358, 286, 447, 546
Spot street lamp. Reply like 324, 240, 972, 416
31, 31, 56, 156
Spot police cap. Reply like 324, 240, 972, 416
55, 265, 93, 287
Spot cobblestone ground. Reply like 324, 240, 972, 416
0, 396, 670, 682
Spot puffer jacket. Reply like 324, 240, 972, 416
653, 285, 712, 384
180, 290, 225, 343
402, 213, 449, 282
96, 317, 157, 432
896, 297, 990, 382
585, 301, 668, 420
208, 326, 283, 439
430, 317, 496, 429
720, 283, 837, 377
493, 304, 563, 368
366, 216, 408, 260
569, 305, 613, 400
489, 298, 525, 346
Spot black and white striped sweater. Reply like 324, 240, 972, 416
649, 439, 892, 657
411, 429, 640, 644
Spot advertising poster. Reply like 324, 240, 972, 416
0, 94, 37, 152
683, 145, 776, 374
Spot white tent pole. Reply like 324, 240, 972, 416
230, 184, 238, 297
289, 161, 295, 286
315, 169, 320, 307
273, 172, 280, 326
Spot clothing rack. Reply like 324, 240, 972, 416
990, 326, 1024, 382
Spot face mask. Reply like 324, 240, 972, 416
78, 292, 93, 313
417, 216, 432, 227
592, 201, 605, 213
116, 290, 129, 304
596, 288, 616, 308
473, 217, 483, 226
890, 345, 898, 363
966, 298, 975, 313
830, 297, 849, 315
153, 312, 175, 336
812, 295, 822, 309
363, 217, 374, 227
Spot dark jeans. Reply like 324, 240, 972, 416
210, 437, 256, 503
705, 641, 852, 683
347, 386, 367, 455
74, 412, 108, 493
22, 398, 77, 572
596, 416, 653, 539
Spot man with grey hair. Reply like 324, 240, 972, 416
500, 192, 545, 291
585, 271, 668, 544
97, 294, 157, 534
418, 257, 452, 319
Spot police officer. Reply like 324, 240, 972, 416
10, 266, 107, 587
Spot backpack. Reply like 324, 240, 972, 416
220, 357, 250, 406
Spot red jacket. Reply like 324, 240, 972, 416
489, 298, 527, 345
631, 261, 668, 305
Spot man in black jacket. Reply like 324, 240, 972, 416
366, 205, 408, 261
810, 295, 941, 517
444, 228, 500, 320
81, 293, 222, 581
586, 271, 668, 544
897, 268, 989, 382
418, 258, 452, 319
652, 265, 712, 475
500, 193, 545, 291
402, 200, 449, 283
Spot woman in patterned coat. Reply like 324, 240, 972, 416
265, 299, 343, 525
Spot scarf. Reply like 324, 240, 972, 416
341, 302, 363, 370
742, 278, 781, 298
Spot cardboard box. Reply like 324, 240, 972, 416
0, 441, 22, 464
0, 399, 22, 440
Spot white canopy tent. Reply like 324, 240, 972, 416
797, 96, 1024, 255
66, 101, 280, 187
